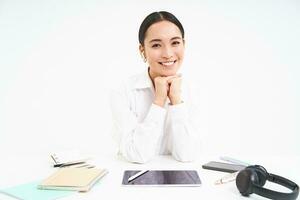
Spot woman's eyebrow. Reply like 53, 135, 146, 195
149, 39, 161, 43
170, 36, 182, 40
149, 36, 182, 43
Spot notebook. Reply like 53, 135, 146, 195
38, 167, 108, 192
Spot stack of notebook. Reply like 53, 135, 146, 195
38, 167, 108, 192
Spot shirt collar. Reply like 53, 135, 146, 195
134, 68, 154, 89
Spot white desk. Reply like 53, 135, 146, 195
0, 152, 299, 200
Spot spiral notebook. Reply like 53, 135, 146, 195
50, 150, 90, 167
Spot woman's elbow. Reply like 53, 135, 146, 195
121, 145, 154, 164
172, 142, 197, 162
172, 150, 196, 162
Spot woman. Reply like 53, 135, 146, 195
110, 11, 200, 163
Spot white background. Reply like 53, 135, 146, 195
0, 0, 299, 157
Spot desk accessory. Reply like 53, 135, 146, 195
220, 156, 251, 166
38, 167, 108, 192
128, 170, 149, 182
215, 171, 239, 185
202, 161, 246, 173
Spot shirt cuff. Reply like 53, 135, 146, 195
144, 103, 167, 126
168, 102, 188, 122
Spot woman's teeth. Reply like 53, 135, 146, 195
160, 61, 176, 66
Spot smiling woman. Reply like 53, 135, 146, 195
110, 11, 200, 164
139, 12, 185, 79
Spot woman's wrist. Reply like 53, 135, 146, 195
154, 97, 166, 107
170, 96, 182, 105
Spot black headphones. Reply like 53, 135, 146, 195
236, 165, 299, 200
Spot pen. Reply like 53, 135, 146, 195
128, 170, 149, 183
220, 156, 251, 166
54, 161, 86, 168
215, 171, 239, 185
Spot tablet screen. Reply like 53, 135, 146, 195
122, 170, 201, 186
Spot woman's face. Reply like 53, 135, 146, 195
140, 20, 185, 78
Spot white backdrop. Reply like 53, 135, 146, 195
0, 0, 299, 157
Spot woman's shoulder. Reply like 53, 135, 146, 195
111, 71, 147, 94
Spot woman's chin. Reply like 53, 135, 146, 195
161, 64, 181, 76
158, 72, 174, 77
161, 69, 178, 77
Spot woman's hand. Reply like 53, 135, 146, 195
167, 75, 182, 105
153, 75, 182, 107
153, 76, 174, 107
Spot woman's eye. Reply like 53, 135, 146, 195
172, 41, 180, 46
152, 44, 161, 48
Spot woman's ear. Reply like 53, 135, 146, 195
139, 44, 147, 63
183, 38, 185, 47
139, 45, 145, 54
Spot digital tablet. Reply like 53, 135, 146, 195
122, 170, 201, 186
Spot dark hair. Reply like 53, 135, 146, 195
138, 11, 185, 45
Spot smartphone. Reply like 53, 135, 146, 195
202, 161, 246, 173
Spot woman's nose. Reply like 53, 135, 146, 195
161, 46, 173, 58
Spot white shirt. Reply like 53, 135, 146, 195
110, 70, 200, 163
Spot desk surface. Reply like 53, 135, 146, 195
0, 152, 299, 200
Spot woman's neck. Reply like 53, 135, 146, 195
148, 68, 157, 89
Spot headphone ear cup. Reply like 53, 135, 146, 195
236, 169, 259, 196
251, 165, 268, 187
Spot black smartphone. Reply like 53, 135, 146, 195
202, 161, 246, 173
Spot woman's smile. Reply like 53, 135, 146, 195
159, 60, 177, 67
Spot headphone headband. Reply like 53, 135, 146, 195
236, 165, 299, 200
